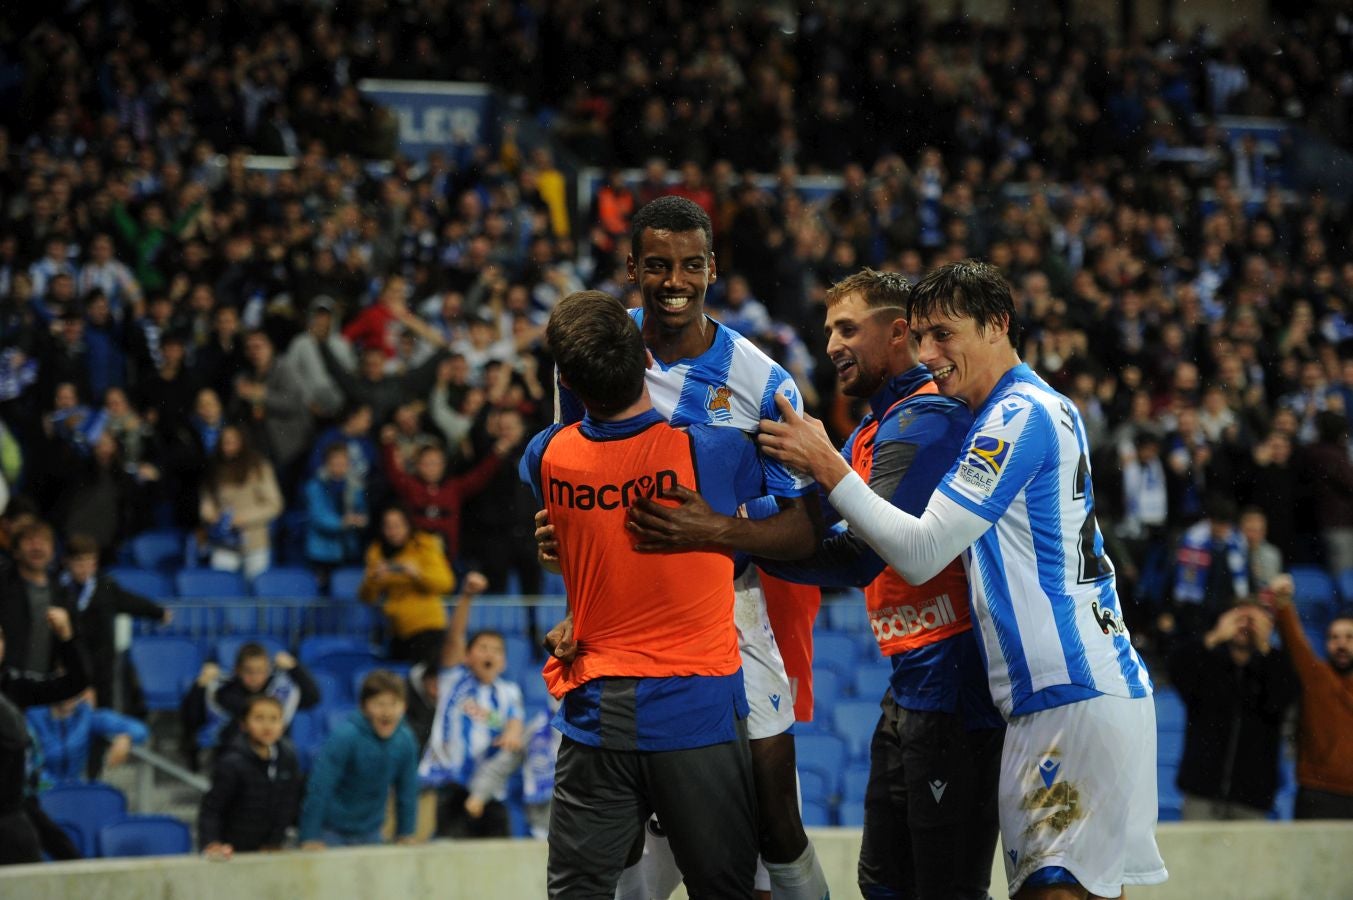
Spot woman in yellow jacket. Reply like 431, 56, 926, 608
359, 506, 455, 662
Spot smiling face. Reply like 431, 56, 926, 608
912, 311, 1011, 410
628, 227, 716, 346
825, 292, 906, 398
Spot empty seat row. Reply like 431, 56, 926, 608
39, 783, 191, 858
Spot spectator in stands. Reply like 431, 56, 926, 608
1304, 412, 1353, 575
1168, 495, 1249, 640
0, 606, 88, 865
1169, 603, 1298, 820
462, 408, 541, 596
61, 533, 171, 712
232, 330, 312, 497
380, 423, 517, 571
1270, 576, 1353, 819
26, 688, 148, 783
284, 296, 356, 420
181, 642, 320, 762
199, 694, 303, 859
52, 430, 147, 561
1240, 507, 1283, 591
136, 331, 201, 442
303, 442, 369, 582
199, 424, 283, 579
0, 521, 72, 673
299, 670, 419, 849
307, 402, 377, 482
318, 340, 447, 431
418, 571, 524, 838
358, 506, 454, 663
160, 387, 226, 531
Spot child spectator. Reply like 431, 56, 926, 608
62, 533, 172, 711
418, 571, 524, 838
26, 688, 147, 783
181, 642, 319, 762
199, 695, 303, 859
380, 423, 516, 568
462, 702, 559, 841
299, 670, 419, 848
303, 442, 369, 581
359, 506, 454, 663
199, 423, 283, 579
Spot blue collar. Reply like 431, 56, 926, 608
867, 364, 937, 420
580, 407, 666, 440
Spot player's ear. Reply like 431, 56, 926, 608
889, 314, 910, 346
626, 254, 637, 284
991, 313, 1010, 344
707, 251, 717, 283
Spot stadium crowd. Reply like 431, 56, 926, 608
1, 0, 1353, 870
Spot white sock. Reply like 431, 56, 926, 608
762, 842, 830, 900
614, 863, 647, 900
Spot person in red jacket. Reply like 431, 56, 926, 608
380, 426, 520, 567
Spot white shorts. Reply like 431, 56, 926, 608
733, 567, 795, 742
999, 693, 1168, 898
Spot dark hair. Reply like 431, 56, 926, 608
1203, 494, 1239, 523
64, 533, 99, 558
907, 259, 1020, 348
359, 669, 407, 704
1316, 411, 1348, 445
234, 642, 269, 669
322, 440, 349, 462
468, 630, 505, 653
547, 291, 646, 415
243, 694, 283, 717
207, 424, 266, 491
629, 195, 713, 259
826, 268, 912, 311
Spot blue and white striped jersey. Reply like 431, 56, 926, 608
937, 363, 1152, 718
418, 664, 525, 795
557, 310, 812, 498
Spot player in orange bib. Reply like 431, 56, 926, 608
520, 291, 770, 899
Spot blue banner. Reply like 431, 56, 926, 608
356, 79, 496, 162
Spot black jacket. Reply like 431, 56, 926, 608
65, 574, 166, 707
0, 567, 77, 673
1169, 638, 1299, 812
198, 732, 303, 850
0, 638, 90, 815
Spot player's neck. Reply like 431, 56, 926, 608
963, 351, 1022, 411
643, 315, 714, 364
588, 384, 654, 423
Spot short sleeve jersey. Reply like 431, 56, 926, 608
937, 363, 1153, 718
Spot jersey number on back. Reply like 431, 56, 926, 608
1071, 452, 1114, 584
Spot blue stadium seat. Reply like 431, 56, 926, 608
312, 650, 385, 691
824, 594, 869, 633
795, 734, 847, 794
1154, 687, 1186, 733
842, 764, 871, 804
1337, 569, 1353, 605
502, 635, 535, 679
800, 800, 832, 827
541, 570, 567, 597
838, 799, 866, 827
53, 819, 84, 858
468, 603, 530, 636
130, 530, 186, 572
175, 569, 247, 599
215, 635, 287, 666
129, 637, 205, 711
329, 567, 367, 601
1271, 753, 1297, 821
287, 707, 328, 772
309, 670, 346, 708
798, 768, 830, 805
813, 633, 857, 679
99, 814, 192, 857
253, 566, 320, 599
105, 567, 174, 602
521, 671, 553, 710
1303, 626, 1329, 659
851, 662, 892, 699
811, 668, 841, 721
534, 601, 569, 638
299, 635, 376, 665
832, 700, 880, 760
1157, 764, 1183, 821
350, 662, 412, 701
39, 783, 126, 858
1157, 730, 1185, 767
1289, 565, 1336, 624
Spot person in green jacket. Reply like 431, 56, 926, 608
298, 670, 420, 848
